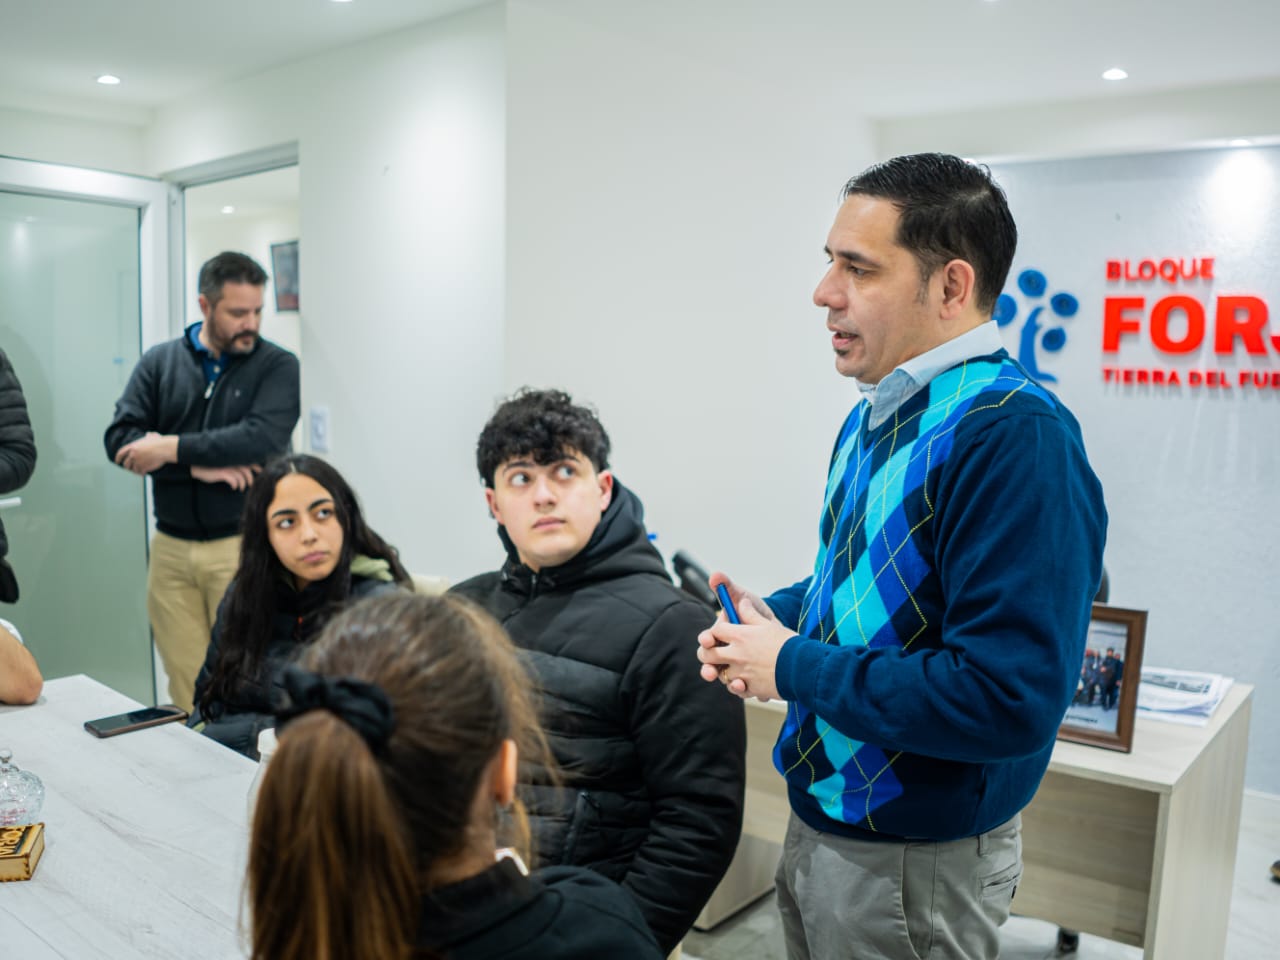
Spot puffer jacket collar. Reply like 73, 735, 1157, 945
496, 479, 666, 596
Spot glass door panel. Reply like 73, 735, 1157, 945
0, 190, 153, 703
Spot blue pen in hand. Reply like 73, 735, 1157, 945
715, 583, 741, 625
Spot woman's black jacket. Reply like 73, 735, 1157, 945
191, 572, 398, 758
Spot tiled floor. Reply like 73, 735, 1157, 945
684, 791, 1280, 960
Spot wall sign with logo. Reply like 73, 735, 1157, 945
986, 145, 1280, 800
992, 146, 1280, 397
1101, 256, 1277, 389
997, 254, 1278, 392
994, 269, 1079, 384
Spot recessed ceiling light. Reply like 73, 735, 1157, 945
1229, 138, 1253, 147
221, 205, 236, 215
1102, 68, 1128, 81
331, 0, 353, 4
96, 74, 121, 85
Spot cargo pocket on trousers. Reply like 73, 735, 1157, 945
979, 861, 1022, 926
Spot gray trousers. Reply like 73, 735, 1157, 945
775, 811, 1022, 960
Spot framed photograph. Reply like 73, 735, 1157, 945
270, 240, 299, 312
1058, 603, 1147, 752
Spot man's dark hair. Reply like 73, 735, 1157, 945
476, 388, 611, 487
842, 153, 1017, 314
198, 251, 269, 307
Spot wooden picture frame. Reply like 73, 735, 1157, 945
270, 240, 299, 312
1057, 603, 1147, 752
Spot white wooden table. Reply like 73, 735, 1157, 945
0, 674, 257, 959
1017, 683, 1254, 960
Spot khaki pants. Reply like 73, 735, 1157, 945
776, 811, 1022, 960
147, 530, 241, 713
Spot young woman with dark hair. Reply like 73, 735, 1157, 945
191, 453, 410, 757
249, 592, 662, 960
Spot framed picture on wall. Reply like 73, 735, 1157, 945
270, 240, 299, 312
1057, 603, 1147, 753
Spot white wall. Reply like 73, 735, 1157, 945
146, 3, 508, 582
0, 105, 147, 175
505, 1, 876, 591
877, 78, 1280, 162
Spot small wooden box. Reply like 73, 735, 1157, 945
0, 822, 45, 882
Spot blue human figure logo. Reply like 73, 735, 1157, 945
993, 269, 1079, 384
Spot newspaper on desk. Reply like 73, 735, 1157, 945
1136, 667, 1234, 726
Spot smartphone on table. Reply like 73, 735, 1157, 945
84, 705, 189, 738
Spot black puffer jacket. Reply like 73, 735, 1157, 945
418, 859, 662, 959
450, 481, 746, 953
191, 572, 398, 758
0, 349, 37, 602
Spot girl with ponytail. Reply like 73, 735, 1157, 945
248, 592, 662, 960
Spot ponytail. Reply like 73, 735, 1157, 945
248, 712, 417, 960
247, 593, 562, 959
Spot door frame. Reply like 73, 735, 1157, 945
0, 156, 174, 351
164, 142, 300, 328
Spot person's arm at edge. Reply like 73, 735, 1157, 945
0, 351, 37, 492
0, 622, 43, 704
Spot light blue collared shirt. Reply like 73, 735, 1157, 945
856, 322, 1006, 429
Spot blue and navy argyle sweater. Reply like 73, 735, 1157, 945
767, 351, 1106, 842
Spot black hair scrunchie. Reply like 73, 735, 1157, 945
276, 665, 396, 753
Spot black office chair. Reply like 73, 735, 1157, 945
671, 550, 717, 610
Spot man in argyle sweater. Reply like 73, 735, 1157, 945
698, 153, 1106, 960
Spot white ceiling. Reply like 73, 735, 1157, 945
530, 0, 1280, 118
2, 0, 1279, 121
0, 0, 490, 118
